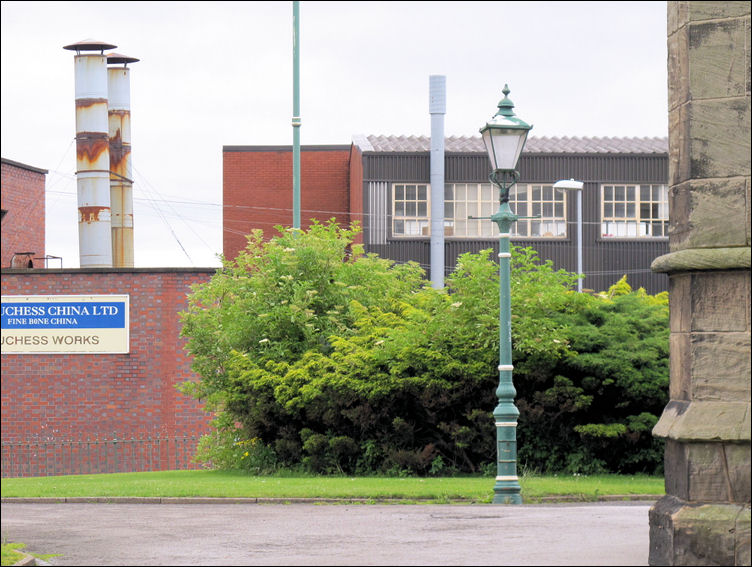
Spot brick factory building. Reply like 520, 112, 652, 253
224, 136, 669, 294
1, 157, 216, 477
1, 158, 47, 269
1, 266, 216, 477
223, 144, 363, 260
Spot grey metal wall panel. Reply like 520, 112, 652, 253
367, 153, 667, 185
363, 154, 429, 181
445, 154, 489, 182
519, 155, 668, 184
367, 182, 388, 245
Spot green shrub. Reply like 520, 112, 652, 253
180, 224, 668, 475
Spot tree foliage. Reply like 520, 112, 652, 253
180, 221, 668, 475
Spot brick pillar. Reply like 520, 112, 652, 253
649, 2, 751, 565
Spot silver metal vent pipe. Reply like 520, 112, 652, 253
429, 75, 446, 289
63, 39, 116, 268
107, 53, 139, 267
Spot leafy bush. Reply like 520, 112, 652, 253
514, 276, 669, 474
180, 222, 668, 475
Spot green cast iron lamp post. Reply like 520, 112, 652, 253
479, 84, 532, 504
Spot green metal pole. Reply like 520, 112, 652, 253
491, 197, 522, 504
292, 0, 301, 230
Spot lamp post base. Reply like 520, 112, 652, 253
493, 478, 523, 504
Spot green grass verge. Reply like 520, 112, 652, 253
0, 470, 664, 503
1, 543, 26, 567
0, 542, 59, 567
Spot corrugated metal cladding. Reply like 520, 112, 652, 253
366, 182, 389, 245
364, 153, 667, 184
363, 153, 430, 181
360, 149, 670, 294
519, 155, 668, 184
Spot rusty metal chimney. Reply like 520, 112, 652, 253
63, 39, 116, 268
107, 53, 138, 267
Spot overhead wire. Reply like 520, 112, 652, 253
131, 165, 198, 264
41, 185, 666, 283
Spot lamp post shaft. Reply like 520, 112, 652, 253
491, 200, 522, 504
292, 0, 301, 230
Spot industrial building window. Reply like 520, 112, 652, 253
508, 184, 567, 238
392, 184, 429, 236
601, 184, 668, 238
391, 182, 567, 238
443, 183, 499, 237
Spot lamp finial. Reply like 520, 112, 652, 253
497, 84, 515, 117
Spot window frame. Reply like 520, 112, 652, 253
507, 183, 568, 239
391, 183, 430, 237
600, 183, 669, 240
389, 181, 570, 240
443, 182, 500, 238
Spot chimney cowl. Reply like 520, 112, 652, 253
63, 39, 117, 52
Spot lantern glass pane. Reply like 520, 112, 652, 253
486, 128, 528, 170
481, 129, 496, 169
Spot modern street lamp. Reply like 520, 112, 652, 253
553, 178, 584, 292
479, 84, 532, 504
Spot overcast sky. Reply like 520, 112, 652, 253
1, 1, 668, 269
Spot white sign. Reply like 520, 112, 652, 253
1, 295, 130, 354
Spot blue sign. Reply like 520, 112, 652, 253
1, 301, 126, 329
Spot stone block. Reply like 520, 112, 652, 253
649, 495, 749, 565
668, 1, 690, 36
688, 1, 751, 21
673, 503, 741, 565
650, 495, 683, 565
736, 508, 751, 565
668, 25, 690, 112
653, 400, 751, 442
664, 440, 751, 502
747, 18, 751, 96
664, 439, 691, 500
669, 274, 690, 330
690, 271, 750, 332
689, 20, 749, 99
746, 177, 751, 247
668, 181, 691, 249
653, 248, 752, 273
690, 332, 751, 401
669, 274, 691, 333
669, 106, 692, 188
683, 178, 750, 249
669, 334, 691, 401
689, 99, 751, 180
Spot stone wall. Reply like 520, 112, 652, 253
649, 2, 751, 565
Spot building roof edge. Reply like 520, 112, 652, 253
1, 157, 49, 175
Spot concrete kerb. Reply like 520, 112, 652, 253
11, 552, 36, 566
1, 495, 660, 505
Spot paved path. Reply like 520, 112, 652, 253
1, 501, 653, 566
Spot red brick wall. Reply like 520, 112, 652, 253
223, 147, 354, 260
1, 160, 46, 268
1, 268, 215, 475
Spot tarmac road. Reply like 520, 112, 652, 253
0, 501, 654, 566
